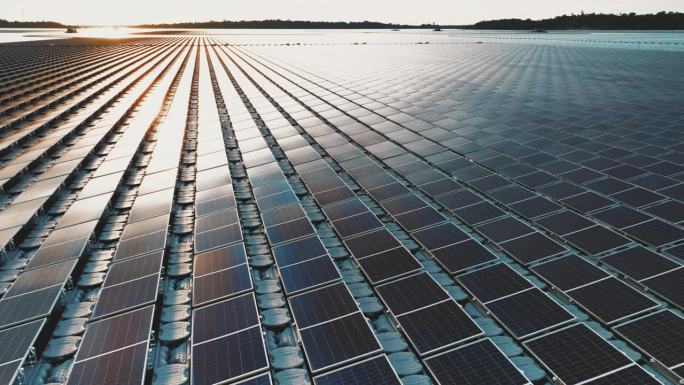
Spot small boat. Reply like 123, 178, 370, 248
530, 28, 547, 33
65, 27, 78, 33
433, 27, 442, 31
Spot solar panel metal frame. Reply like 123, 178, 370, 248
424, 338, 532, 385
233, 373, 274, 385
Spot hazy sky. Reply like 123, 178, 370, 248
3, 0, 683, 26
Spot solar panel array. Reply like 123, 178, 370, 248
0, 30, 682, 385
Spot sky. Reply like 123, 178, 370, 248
3, 0, 683, 26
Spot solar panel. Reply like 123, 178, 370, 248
195, 223, 242, 253
431, 239, 498, 274
195, 209, 239, 233
615, 310, 684, 369
343, 229, 401, 259
313, 355, 401, 385
0, 285, 62, 329
67, 341, 148, 385
532, 255, 608, 291
366, 182, 410, 202
380, 194, 427, 216
356, 247, 422, 284
563, 225, 631, 255
279, 255, 340, 294
623, 219, 684, 248
332, 211, 383, 239
536, 211, 594, 236
411, 222, 469, 251
194, 243, 247, 277
76, 306, 154, 360
475, 217, 534, 243
127, 188, 174, 223
592, 205, 651, 230
4, 259, 76, 297
322, 198, 368, 221
435, 189, 482, 211
453, 201, 506, 226
192, 293, 259, 344
457, 264, 533, 303
92, 274, 159, 319
256, 189, 298, 211
524, 323, 633, 385
640, 267, 684, 309
486, 288, 575, 339
561, 191, 615, 213
265, 217, 315, 245
424, 339, 531, 385
0, 319, 44, 384
499, 232, 566, 265
272, 236, 327, 267
289, 282, 358, 329
119, 214, 169, 240
192, 326, 268, 385
27, 236, 90, 270
394, 206, 446, 232
193, 263, 252, 306
566, 277, 659, 324
396, 300, 483, 355
314, 186, 356, 207
261, 203, 306, 227
600, 246, 679, 281
375, 272, 450, 316
299, 312, 381, 373
196, 194, 236, 217
115, 229, 168, 261
509, 196, 562, 220
583, 365, 662, 385
103, 250, 163, 286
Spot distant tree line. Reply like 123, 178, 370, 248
468, 12, 684, 30
0, 18, 65, 28
135, 19, 437, 29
